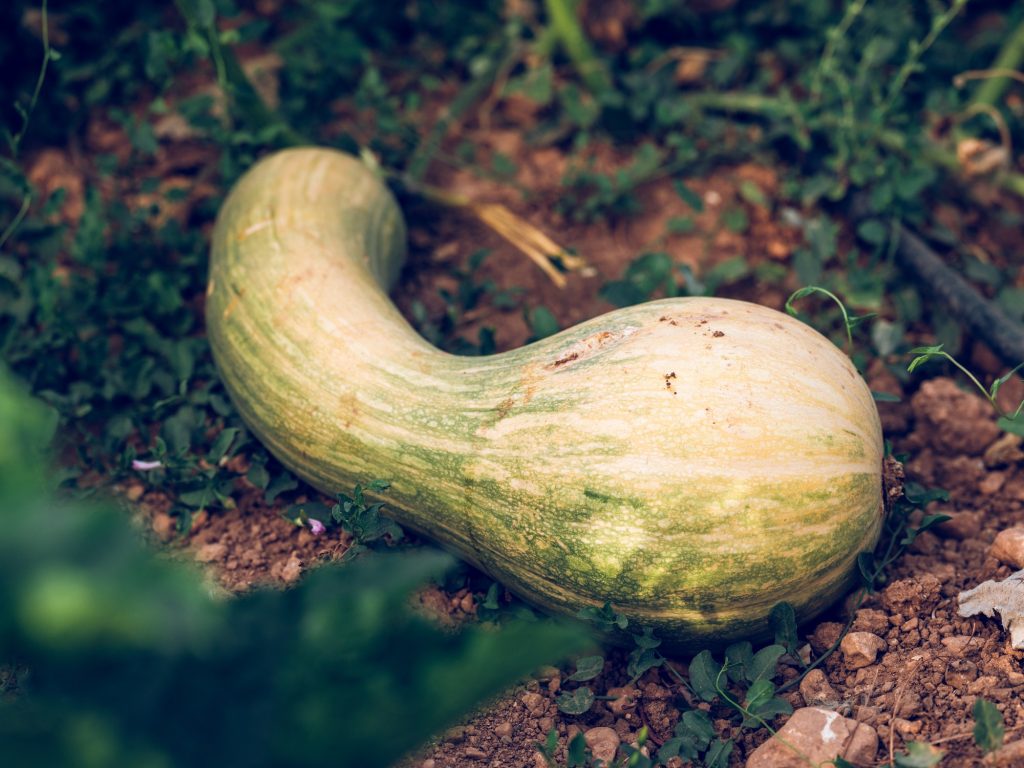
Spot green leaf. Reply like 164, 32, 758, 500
567, 732, 590, 766
856, 219, 888, 246
972, 698, 1005, 754
743, 678, 775, 711
721, 208, 748, 233
207, 427, 239, 463
264, 471, 298, 503
872, 391, 902, 402
858, 551, 878, 589
769, 603, 800, 659
688, 650, 721, 702
902, 481, 949, 507
527, 306, 559, 341
989, 362, 1024, 401
194, 0, 216, 27
673, 180, 704, 211
677, 709, 716, 748
738, 180, 768, 207
628, 648, 664, 681
704, 738, 734, 768
907, 345, 945, 373
893, 742, 944, 767
567, 655, 605, 682
915, 513, 952, 535
246, 462, 270, 490
748, 645, 786, 683
576, 601, 628, 632
742, 681, 792, 726
997, 415, 1024, 437
724, 641, 753, 683
833, 758, 857, 768
667, 216, 695, 234
556, 687, 595, 715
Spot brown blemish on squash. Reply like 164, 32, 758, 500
712, 330, 725, 337
547, 328, 637, 370
495, 397, 515, 421
338, 392, 359, 429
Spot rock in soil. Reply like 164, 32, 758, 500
194, 542, 227, 563
910, 379, 1001, 456
745, 707, 877, 768
798, 669, 841, 708
584, 726, 620, 764
989, 527, 1024, 568
986, 739, 1024, 766
935, 511, 982, 540
606, 686, 639, 716
840, 632, 887, 669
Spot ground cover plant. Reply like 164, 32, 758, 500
3, 0, 1024, 765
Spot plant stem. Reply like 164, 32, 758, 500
7, 0, 51, 158
406, 41, 513, 181
939, 351, 1005, 415
0, 193, 31, 252
972, 17, 1024, 107
812, 0, 868, 99
542, 0, 614, 98
880, 0, 972, 117
173, 0, 306, 147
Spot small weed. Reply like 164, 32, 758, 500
535, 725, 652, 768
972, 698, 1005, 755
412, 249, 521, 355
786, 285, 876, 352
908, 345, 1024, 435
332, 480, 402, 551
558, 144, 665, 223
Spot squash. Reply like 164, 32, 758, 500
206, 147, 884, 650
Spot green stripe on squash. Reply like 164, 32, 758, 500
206, 148, 883, 650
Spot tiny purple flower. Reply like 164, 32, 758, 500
132, 459, 163, 471
308, 519, 326, 536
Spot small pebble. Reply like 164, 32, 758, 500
941, 635, 980, 655
280, 553, 302, 584
799, 669, 841, 708
840, 631, 886, 669
195, 542, 227, 563
521, 691, 547, 717
151, 512, 177, 541
584, 727, 620, 764
990, 527, 1024, 569
985, 739, 1024, 766
605, 686, 638, 716
984, 432, 1024, 467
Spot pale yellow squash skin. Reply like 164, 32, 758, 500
207, 147, 884, 650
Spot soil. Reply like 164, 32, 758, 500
29, 38, 1024, 768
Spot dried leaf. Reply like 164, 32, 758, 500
957, 568, 1024, 648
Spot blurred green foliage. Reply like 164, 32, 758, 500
0, 368, 585, 767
